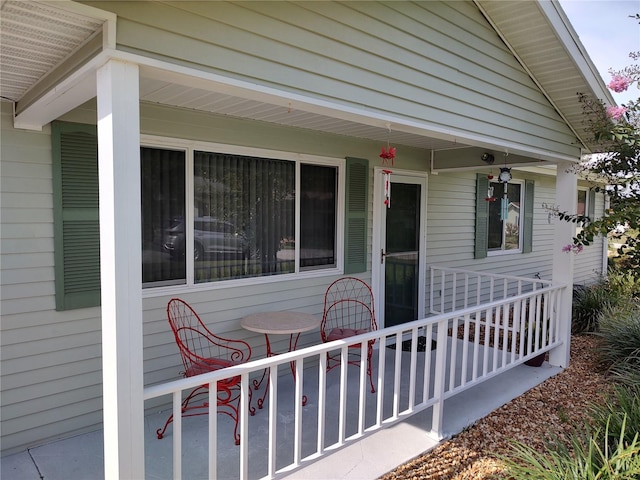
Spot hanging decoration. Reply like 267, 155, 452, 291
379, 123, 396, 166
379, 146, 396, 165
485, 173, 496, 202
382, 169, 392, 208
498, 166, 512, 221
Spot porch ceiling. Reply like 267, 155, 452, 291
1, 0, 614, 155
0, 0, 105, 102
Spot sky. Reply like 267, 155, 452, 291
559, 0, 640, 106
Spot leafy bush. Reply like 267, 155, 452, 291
504, 416, 640, 479
572, 282, 617, 333
611, 360, 640, 388
606, 268, 640, 299
589, 384, 640, 454
596, 299, 640, 370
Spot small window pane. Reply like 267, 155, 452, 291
194, 151, 295, 282
577, 190, 587, 216
300, 164, 337, 269
141, 147, 186, 286
488, 182, 521, 251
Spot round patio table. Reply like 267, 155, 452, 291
241, 311, 321, 408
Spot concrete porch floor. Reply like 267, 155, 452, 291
2, 343, 562, 480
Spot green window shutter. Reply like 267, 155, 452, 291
344, 157, 369, 274
588, 189, 596, 220
522, 179, 535, 254
474, 174, 489, 259
52, 121, 101, 310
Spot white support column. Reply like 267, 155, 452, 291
549, 161, 578, 368
97, 59, 144, 479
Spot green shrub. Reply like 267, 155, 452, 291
503, 416, 640, 479
589, 384, 640, 454
611, 359, 640, 387
596, 300, 640, 370
572, 282, 617, 334
606, 268, 640, 299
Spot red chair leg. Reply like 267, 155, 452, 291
367, 342, 375, 393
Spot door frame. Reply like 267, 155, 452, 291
371, 167, 428, 329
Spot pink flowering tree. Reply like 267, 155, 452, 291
566, 14, 640, 275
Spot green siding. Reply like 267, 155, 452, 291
52, 121, 100, 310
82, 0, 579, 159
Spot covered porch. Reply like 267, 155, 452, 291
4, 276, 563, 479
1, 1, 601, 477
2, 268, 566, 480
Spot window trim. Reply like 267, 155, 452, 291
475, 173, 534, 259
486, 178, 525, 256
140, 135, 345, 297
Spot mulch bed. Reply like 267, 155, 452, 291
379, 335, 612, 479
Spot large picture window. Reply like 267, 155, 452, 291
141, 146, 339, 287
52, 122, 360, 309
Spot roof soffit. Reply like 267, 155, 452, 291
2, 0, 603, 162
475, 0, 615, 153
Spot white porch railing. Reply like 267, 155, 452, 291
143, 268, 566, 480
429, 265, 554, 315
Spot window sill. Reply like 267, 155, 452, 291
141, 266, 343, 299
487, 249, 523, 257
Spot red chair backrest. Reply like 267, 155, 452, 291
321, 277, 377, 341
166, 298, 251, 378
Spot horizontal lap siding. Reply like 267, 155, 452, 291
574, 193, 606, 285
425, 171, 605, 313
0, 103, 103, 453
2, 96, 390, 452
426, 171, 556, 280
85, 0, 578, 158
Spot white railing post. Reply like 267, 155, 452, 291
429, 319, 448, 440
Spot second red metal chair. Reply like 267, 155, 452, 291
320, 277, 378, 392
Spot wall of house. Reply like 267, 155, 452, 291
573, 190, 607, 285
1, 98, 431, 454
424, 169, 606, 311
1, 95, 605, 454
81, 0, 580, 161
0, 102, 104, 454
1, 0, 602, 455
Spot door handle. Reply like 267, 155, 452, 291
381, 249, 385, 264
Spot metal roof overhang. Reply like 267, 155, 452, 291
1, 0, 614, 165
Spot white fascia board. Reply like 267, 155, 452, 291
14, 46, 581, 164
126, 51, 580, 163
14, 53, 103, 130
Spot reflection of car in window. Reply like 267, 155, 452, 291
163, 217, 246, 260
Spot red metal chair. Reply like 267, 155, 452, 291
156, 298, 253, 445
320, 277, 378, 393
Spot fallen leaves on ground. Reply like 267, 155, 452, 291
380, 335, 612, 480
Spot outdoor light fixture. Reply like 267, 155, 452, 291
481, 152, 495, 164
